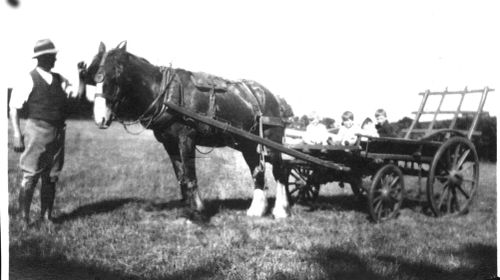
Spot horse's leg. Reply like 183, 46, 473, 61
241, 143, 268, 217
269, 150, 290, 218
160, 138, 188, 203
178, 130, 205, 214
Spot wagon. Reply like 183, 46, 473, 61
166, 87, 492, 222
282, 87, 493, 222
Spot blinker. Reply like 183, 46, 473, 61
94, 71, 104, 83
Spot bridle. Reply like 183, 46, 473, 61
93, 50, 123, 112
93, 50, 176, 131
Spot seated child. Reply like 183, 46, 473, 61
337, 111, 361, 146
303, 115, 330, 145
360, 117, 379, 140
374, 109, 397, 137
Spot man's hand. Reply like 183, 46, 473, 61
77, 61, 87, 78
13, 135, 25, 153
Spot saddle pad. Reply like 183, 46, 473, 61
191, 72, 229, 91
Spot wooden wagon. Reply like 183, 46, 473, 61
166, 87, 493, 222
282, 87, 493, 222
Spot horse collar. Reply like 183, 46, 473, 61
136, 66, 175, 128
117, 66, 175, 129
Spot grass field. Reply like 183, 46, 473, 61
8, 120, 497, 280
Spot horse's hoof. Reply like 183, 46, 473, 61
178, 208, 209, 224
272, 207, 290, 219
247, 189, 267, 217
246, 207, 266, 217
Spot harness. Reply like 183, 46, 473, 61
94, 50, 176, 131
93, 51, 283, 169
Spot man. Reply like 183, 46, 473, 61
10, 39, 84, 224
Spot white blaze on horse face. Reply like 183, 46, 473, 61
272, 181, 291, 218
246, 189, 268, 217
93, 84, 112, 128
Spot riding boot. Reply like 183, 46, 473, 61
19, 181, 36, 224
41, 181, 56, 221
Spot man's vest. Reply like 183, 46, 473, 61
26, 69, 68, 124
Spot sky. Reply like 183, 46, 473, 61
1, 0, 499, 122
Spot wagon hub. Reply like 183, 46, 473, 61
381, 185, 392, 201
448, 169, 463, 186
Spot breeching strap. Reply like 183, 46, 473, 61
239, 81, 266, 173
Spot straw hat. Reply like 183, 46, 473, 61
33, 39, 58, 58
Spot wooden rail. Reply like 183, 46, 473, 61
404, 87, 493, 140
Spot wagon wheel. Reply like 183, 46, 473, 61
285, 165, 321, 205
427, 137, 479, 217
368, 164, 405, 222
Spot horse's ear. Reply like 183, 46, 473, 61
116, 40, 127, 51
98, 42, 106, 54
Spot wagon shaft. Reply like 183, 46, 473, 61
165, 101, 350, 171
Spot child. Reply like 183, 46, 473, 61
374, 108, 397, 137
360, 117, 379, 140
303, 114, 330, 145
337, 111, 361, 145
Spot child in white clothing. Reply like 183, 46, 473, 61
303, 115, 330, 145
360, 117, 379, 140
337, 111, 361, 145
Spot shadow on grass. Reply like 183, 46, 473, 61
146, 197, 254, 224
53, 198, 144, 224
10, 254, 230, 280
309, 245, 385, 280
147, 197, 251, 213
377, 243, 497, 280
307, 193, 435, 220
307, 194, 365, 212
51, 197, 253, 224
48, 194, 427, 225
51, 194, 376, 225
309, 243, 497, 280
10, 234, 231, 280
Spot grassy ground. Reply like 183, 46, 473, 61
8, 120, 496, 280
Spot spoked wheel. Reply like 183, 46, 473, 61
368, 164, 405, 222
285, 165, 321, 205
427, 137, 479, 217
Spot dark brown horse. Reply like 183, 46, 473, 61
80, 41, 293, 219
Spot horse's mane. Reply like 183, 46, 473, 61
109, 48, 158, 72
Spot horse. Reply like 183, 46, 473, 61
80, 41, 294, 220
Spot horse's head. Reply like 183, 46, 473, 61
84, 41, 136, 129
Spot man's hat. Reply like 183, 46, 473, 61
33, 39, 58, 58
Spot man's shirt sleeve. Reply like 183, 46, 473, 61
9, 74, 34, 110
